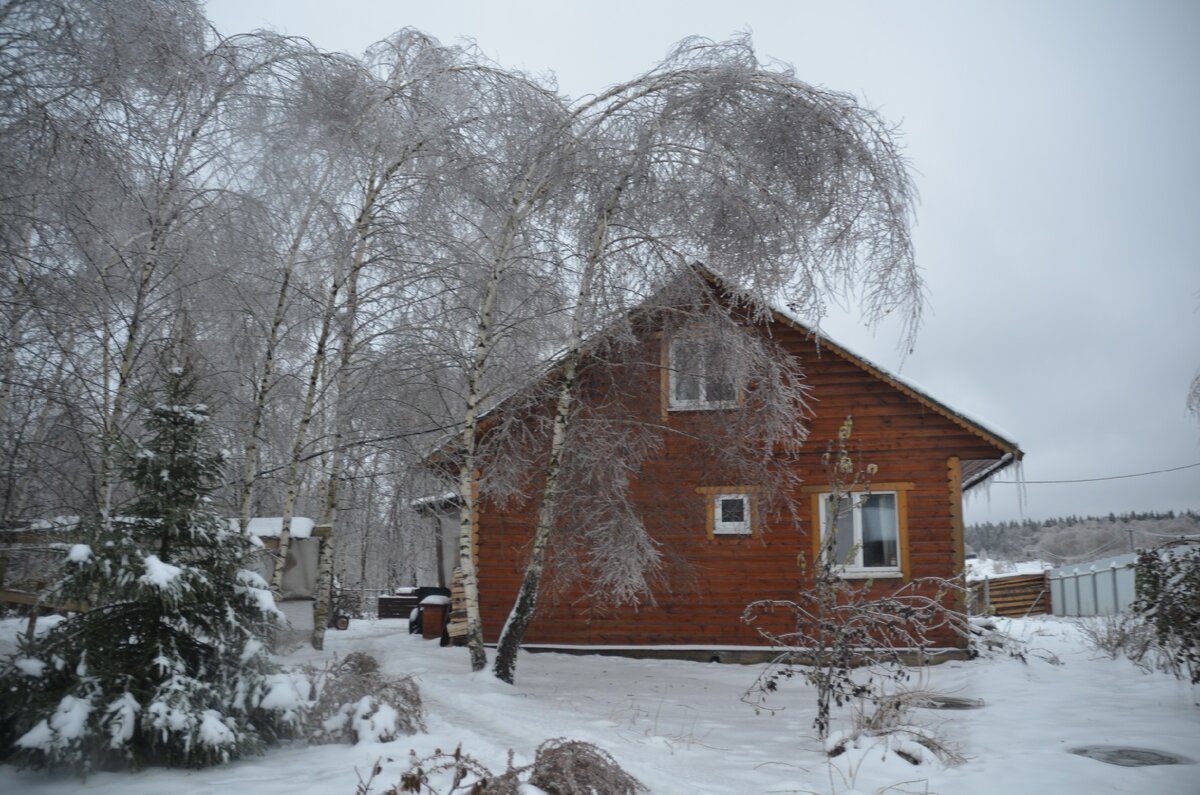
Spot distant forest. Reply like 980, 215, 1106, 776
966, 510, 1200, 565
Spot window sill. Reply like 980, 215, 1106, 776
669, 401, 738, 412
838, 570, 904, 580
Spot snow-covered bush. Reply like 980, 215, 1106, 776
0, 363, 297, 771
306, 652, 424, 744
527, 738, 648, 795
1132, 543, 1200, 683
824, 687, 965, 768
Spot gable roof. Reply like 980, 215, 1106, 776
695, 266, 1023, 489
430, 266, 1023, 490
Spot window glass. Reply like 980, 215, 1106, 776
669, 335, 736, 409
672, 341, 702, 402
707, 372, 735, 403
830, 495, 855, 564
713, 493, 750, 534
720, 497, 745, 523
820, 491, 901, 571
860, 493, 898, 567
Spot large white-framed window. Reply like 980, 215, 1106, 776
697, 486, 757, 538
667, 335, 738, 411
817, 490, 903, 576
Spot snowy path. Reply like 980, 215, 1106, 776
1, 616, 1197, 794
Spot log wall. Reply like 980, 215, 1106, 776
475, 315, 1012, 649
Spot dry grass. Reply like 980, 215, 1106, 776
823, 686, 967, 768
1074, 613, 1156, 666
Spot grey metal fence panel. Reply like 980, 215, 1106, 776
1049, 552, 1138, 617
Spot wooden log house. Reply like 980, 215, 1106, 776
432, 271, 1022, 654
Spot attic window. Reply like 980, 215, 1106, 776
668, 335, 737, 410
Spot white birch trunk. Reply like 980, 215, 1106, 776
491, 187, 615, 683
0, 226, 33, 521
310, 528, 336, 649
311, 188, 370, 648
237, 172, 331, 533
0, 224, 31, 444
455, 197, 541, 671
270, 267, 340, 599
99, 232, 162, 522
272, 175, 382, 599
457, 242, 507, 671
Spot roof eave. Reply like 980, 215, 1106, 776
961, 451, 1020, 492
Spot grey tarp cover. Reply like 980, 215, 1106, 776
250, 537, 319, 600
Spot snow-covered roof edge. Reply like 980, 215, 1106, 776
409, 491, 459, 511
228, 516, 316, 538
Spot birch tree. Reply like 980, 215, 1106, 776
412, 62, 573, 672
489, 36, 921, 683
3, 6, 926, 681
250, 32, 459, 598
0, 1, 309, 524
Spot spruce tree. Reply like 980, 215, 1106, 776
0, 363, 296, 771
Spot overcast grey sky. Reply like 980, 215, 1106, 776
205, 0, 1200, 524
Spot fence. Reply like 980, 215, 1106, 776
1048, 552, 1137, 617
971, 572, 1051, 617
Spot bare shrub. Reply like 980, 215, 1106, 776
968, 616, 1026, 658
854, 687, 938, 735
968, 616, 1063, 666
389, 745, 520, 794
308, 652, 425, 744
743, 418, 970, 741
1075, 613, 1155, 665
381, 739, 645, 794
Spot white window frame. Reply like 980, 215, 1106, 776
713, 493, 751, 535
818, 490, 902, 577
667, 335, 738, 411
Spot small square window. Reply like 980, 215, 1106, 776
714, 493, 750, 535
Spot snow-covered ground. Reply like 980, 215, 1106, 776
1, 614, 1196, 794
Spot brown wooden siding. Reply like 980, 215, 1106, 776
475, 316, 1010, 649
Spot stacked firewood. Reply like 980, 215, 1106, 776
446, 567, 469, 646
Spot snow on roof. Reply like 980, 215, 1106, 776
409, 491, 459, 510
965, 557, 1052, 582
229, 517, 315, 538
